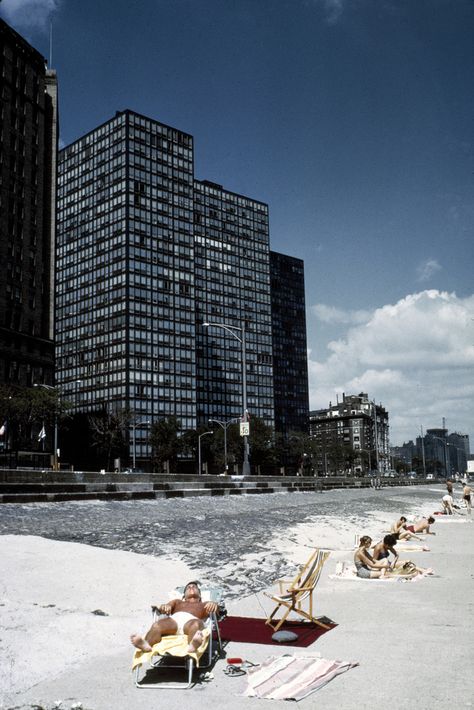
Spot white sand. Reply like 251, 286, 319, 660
0, 535, 194, 700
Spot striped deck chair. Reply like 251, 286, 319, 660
264, 548, 330, 631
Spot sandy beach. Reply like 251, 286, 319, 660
1, 484, 473, 709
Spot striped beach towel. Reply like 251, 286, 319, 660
242, 653, 358, 701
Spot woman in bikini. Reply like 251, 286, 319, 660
354, 535, 389, 579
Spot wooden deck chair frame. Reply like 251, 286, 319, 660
134, 588, 224, 690
264, 548, 330, 632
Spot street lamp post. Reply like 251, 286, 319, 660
431, 435, 450, 478
131, 417, 150, 472
359, 448, 372, 475
371, 400, 380, 473
203, 321, 250, 475
420, 425, 427, 477
209, 417, 240, 474
34, 381, 82, 471
198, 430, 213, 475
34, 383, 59, 470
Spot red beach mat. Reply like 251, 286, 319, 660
218, 616, 337, 647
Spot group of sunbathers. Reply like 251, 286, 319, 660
353, 515, 436, 580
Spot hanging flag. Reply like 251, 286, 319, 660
38, 425, 46, 441
0, 421, 6, 437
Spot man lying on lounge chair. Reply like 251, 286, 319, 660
131, 581, 219, 654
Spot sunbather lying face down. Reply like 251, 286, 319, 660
405, 517, 436, 535
130, 581, 219, 654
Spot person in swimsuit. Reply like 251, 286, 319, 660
372, 534, 399, 567
131, 581, 218, 653
354, 536, 387, 579
373, 534, 432, 575
405, 516, 436, 535
390, 516, 423, 541
463, 483, 472, 514
441, 493, 455, 515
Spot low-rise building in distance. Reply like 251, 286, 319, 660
309, 392, 389, 475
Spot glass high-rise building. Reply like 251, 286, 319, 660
194, 179, 274, 428
57, 109, 307, 465
270, 251, 309, 434
0, 19, 57, 387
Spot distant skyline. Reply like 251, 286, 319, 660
2, 0, 473, 447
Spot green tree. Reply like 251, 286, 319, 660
0, 384, 69, 451
248, 417, 276, 469
89, 407, 130, 470
149, 416, 182, 472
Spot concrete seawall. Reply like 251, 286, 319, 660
0, 469, 429, 503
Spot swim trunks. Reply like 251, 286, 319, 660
355, 566, 372, 579
464, 494, 471, 502
354, 560, 372, 578
171, 611, 200, 634
406, 525, 415, 533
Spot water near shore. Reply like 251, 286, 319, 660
0, 485, 443, 599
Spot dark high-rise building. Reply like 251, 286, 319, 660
57, 109, 307, 466
270, 251, 309, 434
194, 180, 275, 429
0, 19, 57, 386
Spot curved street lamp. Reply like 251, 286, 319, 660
33, 383, 59, 470
209, 417, 240, 474
34, 381, 81, 470
131, 416, 150, 472
198, 430, 213, 475
203, 321, 250, 475
430, 435, 450, 478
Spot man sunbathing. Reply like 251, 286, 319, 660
405, 516, 436, 535
390, 516, 423, 541
130, 581, 219, 654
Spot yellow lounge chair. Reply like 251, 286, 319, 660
265, 548, 330, 632
133, 586, 224, 689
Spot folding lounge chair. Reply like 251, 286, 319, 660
264, 548, 330, 632
132, 586, 224, 689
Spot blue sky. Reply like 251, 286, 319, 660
2, 0, 473, 448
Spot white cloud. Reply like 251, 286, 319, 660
1, 0, 60, 31
305, 0, 345, 24
416, 258, 442, 282
308, 290, 474, 445
311, 303, 371, 325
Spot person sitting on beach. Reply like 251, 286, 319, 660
463, 482, 472, 515
446, 479, 454, 497
372, 534, 399, 567
405, 516, 436, 535
354, 536, 388, 579
373, 534, 433, 576
130, 581, 218, 654
390, 516, 423, 541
